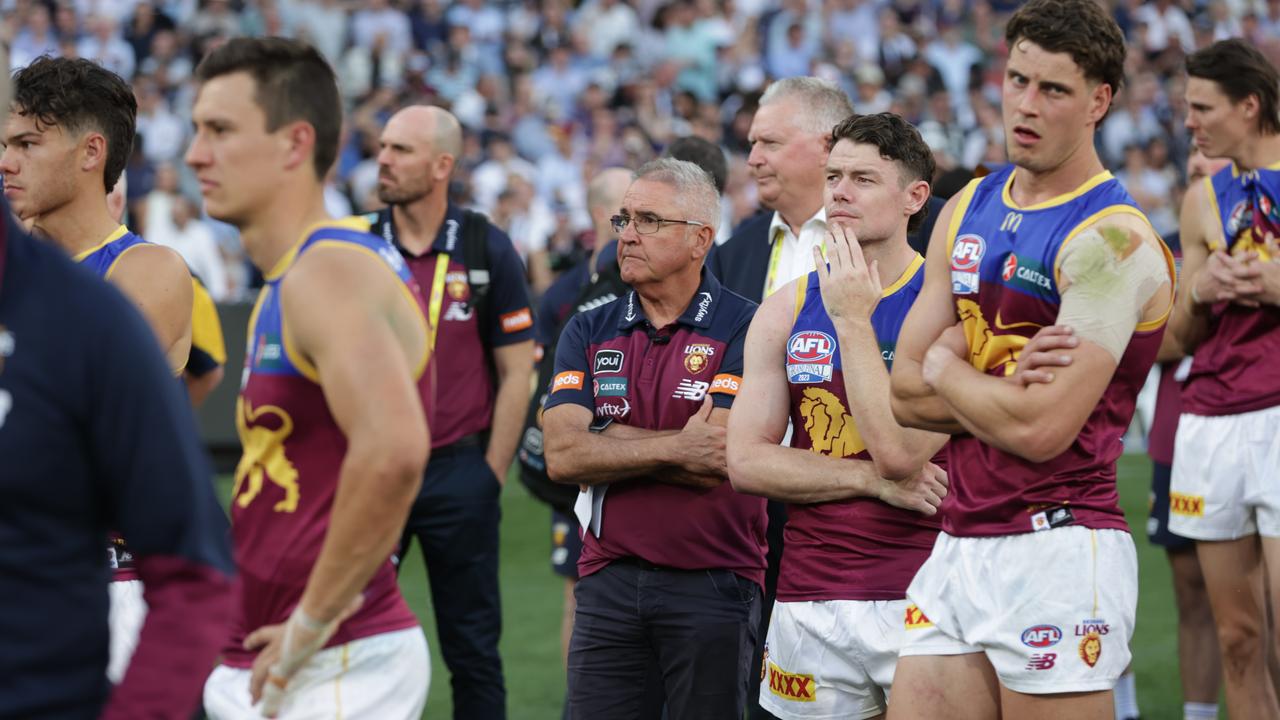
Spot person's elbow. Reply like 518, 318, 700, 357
870, 450, 921, 482
726, 435, 766, 496
543, 428, 581, 484
1005, 420, 1075, 464
363, 425, 429, 497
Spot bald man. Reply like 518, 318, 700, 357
372, 105, 534, 720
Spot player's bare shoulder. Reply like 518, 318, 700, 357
1179, 173, 1225, 252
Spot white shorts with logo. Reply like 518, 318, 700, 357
1168, 405, 1280, 540
204, 627, 429, 720
107, 579, 147, 684
759, 598, 909, 720
901, 527, 1137, 694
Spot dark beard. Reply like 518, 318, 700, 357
377, 180, 431, 206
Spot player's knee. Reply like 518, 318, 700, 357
1217, 623, 1267, 677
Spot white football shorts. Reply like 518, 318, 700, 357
107, 579, 147, 684
1169, 405, 1280, 540
204, 627, 429, 720
901, 527, 1137, 694
759, 598, 910, 720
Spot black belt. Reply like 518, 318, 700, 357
432, 432, 488, 458
614, 556, 680, 572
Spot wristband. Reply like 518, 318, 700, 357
1190, 284, 1204, 305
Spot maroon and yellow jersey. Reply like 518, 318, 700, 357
223, 219, 432, 668
944, 167, 1173, 537
1182, 164, 1280, 416
781, 261, 942, 602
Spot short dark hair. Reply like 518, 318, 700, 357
829, 113, 935, 232
1186, 39, 1280, 136
193, 37, 342, 178
11, 56, 136, 193
664, 136, 728, 194
1005, 0, 1126, 107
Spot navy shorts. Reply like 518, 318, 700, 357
552, 509, 583, 579
1148, 461, 1194, 551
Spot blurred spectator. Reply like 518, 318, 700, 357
352, 0, 412, 56
191, 0, 242, 39
473, 133, 538, 213
576, 0, 642, 59
77, 14, 135, 79
11, 3, 60, 70
148, 195, 229, 302
1133, 0, 1195, 57
135, 76, 186, 164
288, 0, 347, 62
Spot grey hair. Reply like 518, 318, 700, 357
633, 157, 720, 234
759, 76, 855, 138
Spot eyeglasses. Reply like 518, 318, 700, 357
610, 213, 705, 235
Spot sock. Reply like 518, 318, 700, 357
1114, 671, 1139, 719
1184, 701, 1218, 720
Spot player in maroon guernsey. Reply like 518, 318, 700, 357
186, 38, 434, 719
1169, 39, 1280, 720
887, 0, 1175, 717
729, 113, 949, 720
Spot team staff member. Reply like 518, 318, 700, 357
1169, 39, 1280, 720
0, 55, 196, 685
888, 0, 1174, 716
187, 38, 434, 718
373, 104, 534, 719
544, 158, 765, 719
729, 113, 948, 720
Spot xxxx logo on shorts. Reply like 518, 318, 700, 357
767, 663, 815, 702
1170, 492, 1204, 517
904, 604, 933, 630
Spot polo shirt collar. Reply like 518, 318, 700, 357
375, 204, 468, 256
617, 268, 723, 331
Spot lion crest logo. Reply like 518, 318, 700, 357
798, 387, 865, 457
233, 398, 301, 513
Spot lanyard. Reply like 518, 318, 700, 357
764, 228, 785, 298
428, 252, 449, 352
381, 209, 450, 353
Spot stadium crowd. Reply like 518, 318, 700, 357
6, 0, 1279, 299
2, 1, 1280, 720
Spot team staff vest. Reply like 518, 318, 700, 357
945, 167, 1172, 537
223, 218, 432, 668
781, 256, 942, 602
1182, 164, 1280, 416
76, 225, 150, 582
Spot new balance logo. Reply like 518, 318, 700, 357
672, 379, 710, 401
1026, 653, 1057, 670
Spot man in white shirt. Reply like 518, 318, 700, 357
703, 75, 854, 720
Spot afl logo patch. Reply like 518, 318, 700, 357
951, 234, 986, 271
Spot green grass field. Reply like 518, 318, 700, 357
218, 453, 1195, 719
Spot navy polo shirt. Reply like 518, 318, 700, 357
545, 270, 767, 586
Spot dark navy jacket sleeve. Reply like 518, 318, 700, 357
543, 312, 594, 413
486, 226, 536, 346
86, 286, 234, 719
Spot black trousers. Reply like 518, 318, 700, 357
398, 445, 505, 720
567, 560, 762, 720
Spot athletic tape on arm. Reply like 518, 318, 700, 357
1056, 227, 1167, 362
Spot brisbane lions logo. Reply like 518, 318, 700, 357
956, 299, 1028, 377
798, 387, 865, 457
233, 399, 301, 513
